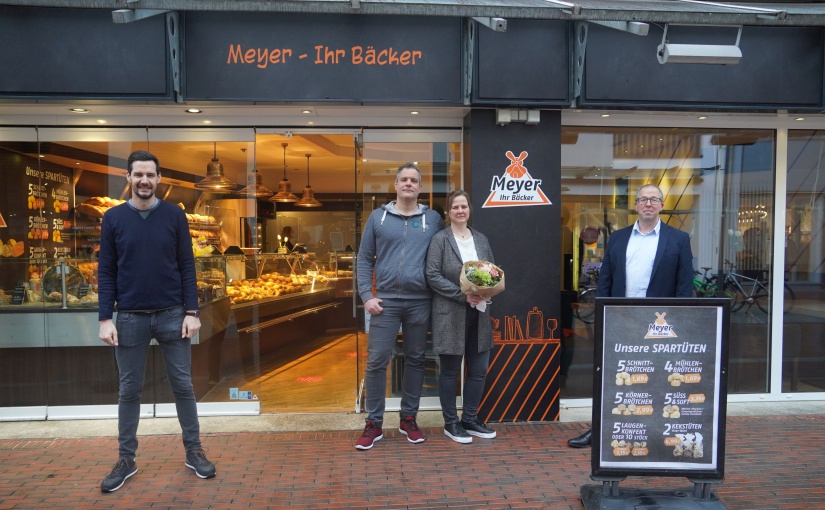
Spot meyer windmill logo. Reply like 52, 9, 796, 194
644, 312, 678, 339
482, 151, 552, 208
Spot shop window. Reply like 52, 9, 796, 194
560, 126, 776, 398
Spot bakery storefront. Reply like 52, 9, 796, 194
3, 5, 825, 422
0, 126, 463, 419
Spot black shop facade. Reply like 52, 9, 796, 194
1, 6, 824, 422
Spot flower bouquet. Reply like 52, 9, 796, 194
460, 260, 505, 300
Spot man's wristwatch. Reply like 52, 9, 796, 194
185, 310, 200, 318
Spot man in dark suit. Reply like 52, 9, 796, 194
567, 183, 694, 448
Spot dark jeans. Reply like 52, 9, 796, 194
364, 298, 431, 425
438, 305, 491, 425
115, 306, 201, 459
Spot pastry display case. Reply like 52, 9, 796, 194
224, 253, 331, 305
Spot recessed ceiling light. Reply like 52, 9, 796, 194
96, 119, 107, 124
307, 121, 314, 125
202, 120, 212, 124
185, 108, 202, 114
601, 113, 610, 118
39, 154, 45, 158
697, 116, 707, 120
301, 110, 312, 114
410, 111, 420, 115
69, 108, 88, 113
795, 117, 805, 121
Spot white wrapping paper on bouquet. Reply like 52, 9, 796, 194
459, 261, 505, 312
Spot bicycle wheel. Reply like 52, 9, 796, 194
754, 285, 770, 314
726, 282, 745, 312
755, 283, 796, 314
576, 289, 596, 324
783, 284, 795, 314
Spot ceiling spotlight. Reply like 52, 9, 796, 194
185, 108, 202, 114
410, 111, 420, 115
301, 110, 312, 114
69, 108, 89, 113
795, 117, 805, 121
601, 114, 610, 118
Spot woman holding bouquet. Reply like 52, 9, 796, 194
425, 190, 497, 444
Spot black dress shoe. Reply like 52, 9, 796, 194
567, 429, 592, 448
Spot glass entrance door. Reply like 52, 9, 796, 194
359, 129, 463, 413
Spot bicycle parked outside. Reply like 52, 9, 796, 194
721, 259, 794, 314
706, 260, 795, 314
574, 267, 599, 324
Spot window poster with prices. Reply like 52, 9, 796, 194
592, 298, 730, 479
0, 155, 75, 290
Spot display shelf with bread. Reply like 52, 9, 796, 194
75, 196, 125, 220
0, 254, 230, 349
0, 255, 233, 310
183, 207, 224, 250
0, 257, 98, 309
223, 253, 331, 306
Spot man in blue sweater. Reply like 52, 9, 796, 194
98, 150, 215, 492
355, 163, 443, 450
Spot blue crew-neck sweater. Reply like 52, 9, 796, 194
97, 200, 198, 320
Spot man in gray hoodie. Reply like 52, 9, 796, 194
355, 163, 444, 450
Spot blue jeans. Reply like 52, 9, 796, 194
364, 298, 430, 425
439, 305, 491, 425
115, 306, 201, 459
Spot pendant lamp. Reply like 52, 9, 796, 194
235, 140, 274, 198
296, 153, 322, 207
271, 142, 299, 203
195, 142, 238, 192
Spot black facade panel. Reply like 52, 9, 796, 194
0, 6, 170, 99
466, 109, 562, 422
182, 12, 463, 103
582, 25, 824, 109
474, 19, 570, 105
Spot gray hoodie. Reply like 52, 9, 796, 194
357, 202, 444, 304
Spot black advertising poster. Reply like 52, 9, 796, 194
0, 152, 74, 289
183, 12, 462, 102
592, 298, 729, 479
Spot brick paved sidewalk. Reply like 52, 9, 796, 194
1, 415, 823, 509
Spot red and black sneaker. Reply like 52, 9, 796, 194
399, 416, 426, 444
355, 421, 384, 450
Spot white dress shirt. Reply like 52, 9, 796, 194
625, 219, 660, 297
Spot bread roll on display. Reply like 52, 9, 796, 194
75, 197, 125, 219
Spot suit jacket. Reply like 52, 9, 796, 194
597, 222, 694, 298
425, 227, 495, 355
